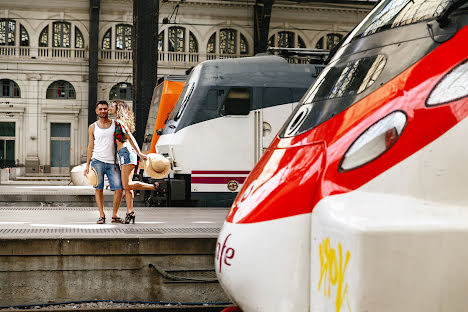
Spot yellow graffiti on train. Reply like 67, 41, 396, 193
318, 237, 351, 312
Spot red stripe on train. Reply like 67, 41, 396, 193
191, 177, 247, 184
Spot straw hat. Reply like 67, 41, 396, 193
144, 153, 171, 179
85, 166, 98, 187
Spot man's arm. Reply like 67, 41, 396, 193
84, 124, 95, 176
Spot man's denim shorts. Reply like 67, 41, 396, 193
90, 158, 123, 190
117, 147, 138, 166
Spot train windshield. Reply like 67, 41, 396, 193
168, 65, 201, 121
144, 83, 164, 142
353, 0, 451, 39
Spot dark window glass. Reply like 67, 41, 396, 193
145, 83, 164, 139
278, 31, 294, 48
268, 35, 275, 47
280, 55, 387, 138
75, 27, 84, 48
169, 83, 194, 121
355, 0, 451, 38
206, 89, 222, 111
158, 32, 164, 52
263, 88, 293, 107
189, 32, 198, 53
20, 25, 29, 46
207, 33, 216, 53
304, 55, 387, 103
0, 79, 20, 98
292, 88, 308, 102
53, 22, 71, 48
109, 82, 132, 101
39, 26, 48, 47
0, 19, 16, 46
116, 24, 132, 50
316, 33, 343, 50
220, 29, 236, 55
169, 26, 185, 52
240, 34, 248, 55
222, 88, 251, 116
0, 122, 15, 136
46, 80, 76, 99
298, 36, 306, 48
102, 29, 111, 49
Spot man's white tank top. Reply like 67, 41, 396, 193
92, 120, 115, 164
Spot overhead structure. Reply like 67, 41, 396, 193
253, 0, 378, 55
88, 0, 100, 126
133, 0, 159, 146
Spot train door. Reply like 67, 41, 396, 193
216, 86, 256, 169
260, 88, 297, 159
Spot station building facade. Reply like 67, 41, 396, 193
0, 0, 372, 174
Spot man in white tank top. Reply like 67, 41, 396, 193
84, 101, 123, 224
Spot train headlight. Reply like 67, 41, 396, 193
427, 59, 468, 106
340, 111, 407, 171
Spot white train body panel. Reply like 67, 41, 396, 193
216, 214, 311, 312
217, 111, 468, 311
157, 103, 295, 193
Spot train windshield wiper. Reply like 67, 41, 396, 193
437, 0, 468, 27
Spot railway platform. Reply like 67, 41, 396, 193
0, 183, 231, 308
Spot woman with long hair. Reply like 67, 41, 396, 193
109, 99, 158, 224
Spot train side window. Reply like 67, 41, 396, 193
221, 87, 251, 116
206, 89, 221, 110
262, 88, 293, 109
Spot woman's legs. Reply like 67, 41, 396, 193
121, 164, 136, 214
121, 164, 158, 191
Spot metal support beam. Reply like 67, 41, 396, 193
254, 0, 274, 55
133, 0, 159, 147
88, 0, 100, 125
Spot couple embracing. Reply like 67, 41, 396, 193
84, 100, 169, 224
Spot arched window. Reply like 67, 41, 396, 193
75, 27, 84, 48
109, 82, 132, 101
53, 22, 71, 48
116, 24, 132, 50
169, 26, 185, 52
158, 32, 164, 52
0, 20, 16, 46
46, 80, 76, 99
20, 25, 29, 46
240, 34, 248, 55
207, 29, 249, 55
220, 28, 236, 54
102, 28, 111, 49
268, 31, 306, 48
207, 33, 216, 53
189, 32, 198, 53
316, 33, 343, 50
0, 79, 20, 98
39, 26, 48, 47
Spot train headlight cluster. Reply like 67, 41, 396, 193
339, 111, 407, 171
427, 59, 468, 106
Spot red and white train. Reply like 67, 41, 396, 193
216, 0, 468, 311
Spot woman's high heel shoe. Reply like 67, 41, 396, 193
125, 211, 135, 224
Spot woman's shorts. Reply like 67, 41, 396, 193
117, 146, 138, 166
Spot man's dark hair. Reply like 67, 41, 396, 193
96, 100, 109, 108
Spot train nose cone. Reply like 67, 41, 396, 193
216, 142, 326, 312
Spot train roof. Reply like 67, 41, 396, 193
192, 55, 323, 88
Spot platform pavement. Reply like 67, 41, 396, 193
0, 205, 231, 306
0, 181, 232, 306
